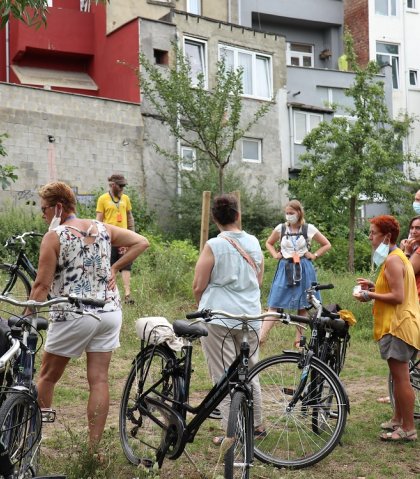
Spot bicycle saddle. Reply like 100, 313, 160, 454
173, 320, 208, 339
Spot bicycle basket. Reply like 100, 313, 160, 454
135, 317, 183, 351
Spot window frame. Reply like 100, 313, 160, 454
293, 111, 323, 144
180, 146, 196, 171
407, 0, 417, 10
376, 42, 400, 89
286, 42, 314, 68
409, 69, 419, 88
242, 138, 262, 164
375, 0, 397, 16
218, 43, 273, 100
183, 36, 208, 88
187, 0, 201, 15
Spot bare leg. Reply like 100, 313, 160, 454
388, 358, 415, 433
295, 309, 307, 346
259, 308, 279, 345
121, 270, 131, 298
37, 351, 71, 408
86, 351, 112, 449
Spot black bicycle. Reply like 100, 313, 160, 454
389, 357, 420, 419
0, 232, 43, 319
251, 285, 351, 469
0, 294, 105, 479
119, 309, 283, 479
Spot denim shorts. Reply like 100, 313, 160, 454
378, 334, 418, 363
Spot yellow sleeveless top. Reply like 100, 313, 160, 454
372, 248, 420, 349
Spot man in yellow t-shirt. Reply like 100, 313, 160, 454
96, 173, 136, 304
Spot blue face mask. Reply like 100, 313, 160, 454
413, 202, 420, 215
372, 241, 390, 267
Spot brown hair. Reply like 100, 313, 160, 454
369, 215, 400, 243
211, 194, 239, 226
39, 182, 77, 213
408, 215, 420, 229
285, 199, 305, 225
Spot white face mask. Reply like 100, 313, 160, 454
413, 202, 420, 215
48, 205, 63, 231
286, 213, 299, 225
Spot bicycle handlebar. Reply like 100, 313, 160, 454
0, 295, 106, 309
312, 283, 334, 291
5, 231, 44, 247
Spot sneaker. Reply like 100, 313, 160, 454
209, 407, 222, 419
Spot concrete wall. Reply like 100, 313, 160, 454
0, 82, 144, 209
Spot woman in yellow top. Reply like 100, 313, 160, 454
354, 215, 420, 442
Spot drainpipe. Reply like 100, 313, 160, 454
288, 104, 294, 170
5, 22, 10, 82
228, 0, 231, 23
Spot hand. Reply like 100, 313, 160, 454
275, 252, 283, 260
403, 238, 419, 256
108, 267, 117, 291
356, 278, 374, 291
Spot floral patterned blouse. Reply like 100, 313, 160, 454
50, 220, 121, 321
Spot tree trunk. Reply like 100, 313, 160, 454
218, 165, 224, 194
348, 196, 356, 273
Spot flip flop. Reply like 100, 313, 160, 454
376, 396, 391, 404
380, 419, 402, 431
380, 427, 417, 442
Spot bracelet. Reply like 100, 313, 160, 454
362, 290, 371, 302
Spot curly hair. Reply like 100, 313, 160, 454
211, 194, 239, 226
369, 215, 400, 243
39, 182, 77, 213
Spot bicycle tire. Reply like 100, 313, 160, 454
249, 352, 348, 469
388, 359, 420, 419
0, 264, 32, 319
119, 344, 180, 467
0, 391, 41, 478
224, 390, 252, 479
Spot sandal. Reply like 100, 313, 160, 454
380, 427, 417, 442
213, 436, 224, 446
124, 295, 135, 305
380, 419, 402, 431
376, 396, 391, 404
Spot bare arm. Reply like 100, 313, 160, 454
410, 250, 420, 276
257, 255, 264, 288
265, 229, 282, 259
28, 232, 60, 305
192, 244, 214, 305
106, 224, 149, 271
96, 212, 104, 222
305, 231, 331, 261
127, 210, 135, 231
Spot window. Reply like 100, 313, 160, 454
180, 146, 196, 171
294, 111, 322, 144
287, 43, 314, 68
376, 42, 399, 89
409, 69, 419, 87
375, 0, 396, 15
407, 0, 416, 9
219, 44, 272, 99
184, 37, 207, 87
154, 49, 169, 65
242, 138, 262, 163
187, 0, 201, 15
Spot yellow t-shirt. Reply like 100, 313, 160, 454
373, 248, 420, 349
96, 192, 132, 229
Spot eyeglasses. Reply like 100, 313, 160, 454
41, 205, 54, 214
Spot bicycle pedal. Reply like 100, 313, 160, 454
41, 408, 56, 423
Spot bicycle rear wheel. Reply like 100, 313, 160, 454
249, 352, 348, 469
0, 264, 32, 319
119, 344, 179, 467
389, 359, 420, 419
224, 390, 252, 479
0, 391, 42, 478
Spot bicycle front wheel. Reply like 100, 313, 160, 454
0, 391, 42, 478
224, 390, 252, 479
0, 263, 32, 318
119, 344, 180, 467
389, 359, 420, 419
250, 353, 348, 469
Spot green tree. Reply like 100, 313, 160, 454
289, 33, 418, 272
138, 43, 271, 193
0, 134, 17, 189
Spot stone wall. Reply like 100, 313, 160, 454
0, 82, 144, 209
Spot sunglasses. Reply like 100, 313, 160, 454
41, 205, 54, 214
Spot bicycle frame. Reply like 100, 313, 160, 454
134, 321, 254, 465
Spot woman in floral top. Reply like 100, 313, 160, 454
30, 182, 149, 451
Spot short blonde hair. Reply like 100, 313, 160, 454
285, 199, 305, 224
39, 182, 76, 213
